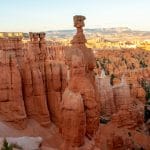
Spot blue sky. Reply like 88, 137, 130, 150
0, 0, 149, 32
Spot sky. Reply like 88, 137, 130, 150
0, 0, 150, 32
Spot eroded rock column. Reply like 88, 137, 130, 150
60, 15, 100, 147
21, 33, 51, 126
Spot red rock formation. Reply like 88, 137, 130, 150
21, 32, 69, 128
95, 73, 144, 125
94, 123, 150, 150
47, 45, 69, 61
21, 33, 51, 127
69, 55, 99, 138
45, 60, 67, 126
0, 17, 149, 150
112, 76, 144, 129
0, 33, 69, 129
21, 60, 51, 127
112, 76, 132, 111
96, 74, 116, 117
95, 49, 150, 103
61, 88, 86, 147
60, 16, 99, 147
111, 102, 144, 129
0, 49, 27, 129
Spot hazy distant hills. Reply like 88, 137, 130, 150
45, 27, 150, 39
46, 30, 75, 38
20, 27, 150, 39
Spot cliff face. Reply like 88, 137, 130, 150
45, 61, 67, 126
0, 33, 67, 128
0, 50, 27, 129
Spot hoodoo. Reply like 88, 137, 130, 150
60, 15, 100, 148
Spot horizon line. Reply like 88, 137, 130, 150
1, 27, 150, 33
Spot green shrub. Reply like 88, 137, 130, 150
1, 138, 22, 150
1, 138, 13, 150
